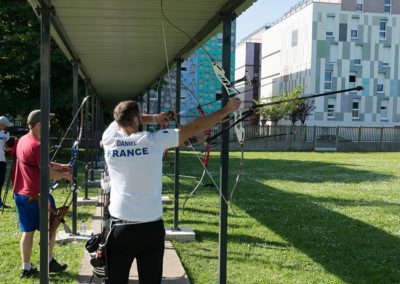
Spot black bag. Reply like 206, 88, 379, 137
85, 233, 103, 253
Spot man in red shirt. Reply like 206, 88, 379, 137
13, 110, 72, 278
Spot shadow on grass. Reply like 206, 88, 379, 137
234, 182, 400, 283
195, 229, 290, 250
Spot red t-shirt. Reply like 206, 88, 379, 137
8, 137, 19, 184
13, 133, 41, 196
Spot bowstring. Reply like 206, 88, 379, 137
160, 7, 233, 212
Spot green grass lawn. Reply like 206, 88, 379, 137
1, 151, 400, 283
162, 152, 400, 284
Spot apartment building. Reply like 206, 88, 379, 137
238, 0, 400, 126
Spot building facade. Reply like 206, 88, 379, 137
240, 0, 400, 126
235, 31, 263, 112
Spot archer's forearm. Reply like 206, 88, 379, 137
141, 114, 157, 125
179, 107, 231, 144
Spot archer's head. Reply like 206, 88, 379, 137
113, 100, 143, 135
27, 109, 55, 140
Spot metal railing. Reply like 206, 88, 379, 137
227, 125, 400, 142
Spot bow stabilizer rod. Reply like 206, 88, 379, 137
207, 86, 363, 142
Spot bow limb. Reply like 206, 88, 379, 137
50, 95, 91, 163
49, 95, 90, 193
182, 169, 206, 214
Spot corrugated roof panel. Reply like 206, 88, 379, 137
27, 0, 257, 103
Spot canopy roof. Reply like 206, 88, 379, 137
28, 0, 256, 104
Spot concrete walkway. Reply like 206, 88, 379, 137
77, 205, 190, 283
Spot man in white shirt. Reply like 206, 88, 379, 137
102, 98, 240, 283
0, 116, 13, 207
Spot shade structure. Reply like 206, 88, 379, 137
27, 0, 257, 104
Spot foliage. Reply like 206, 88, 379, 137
298, 100, 316, 125
255, 86, 302, 125
0, 0, 84, 136
288, 100, 316, 125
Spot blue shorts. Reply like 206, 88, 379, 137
14, 193, 56, 233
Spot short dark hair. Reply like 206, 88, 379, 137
113, 100, 140, 128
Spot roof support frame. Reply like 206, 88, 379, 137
35, 0, 96, 95
218, 11, 234, 284
39, 4, 51, 283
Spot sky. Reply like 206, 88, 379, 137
236, 0, 303, 43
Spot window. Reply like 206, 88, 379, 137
352, 100, 360, 119
354, 45, 362, 65
327, 98, 336, 118
324, 71, 332, 90
384, 0, 391, 13
382, 47, 390, 66
380, 100, 389, 120
292, 30, 298, 47
329, 44, 338, 63
380, 20, 387, 40
326, 16, 335, 39
351, 29, 358, 39
356, 0, 364, 11
349, 73, 357, 88
377, 74, 384, 93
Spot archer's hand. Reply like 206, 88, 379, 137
225, 98, 241, 113
156, 111, 175, 128
51, 169, 72, 182
51, 162, 71, 173
62, 171, 73, 182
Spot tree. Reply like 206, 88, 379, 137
297, 101, 315, 125
286, 86, 315, 125
256, 86, 302, 125
0, 0, 82, 136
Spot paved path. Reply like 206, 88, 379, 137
77, 206, 190, 283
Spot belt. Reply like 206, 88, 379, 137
110, 217, 161, 225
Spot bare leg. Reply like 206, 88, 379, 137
20, 231, 35, 264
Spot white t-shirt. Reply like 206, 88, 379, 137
102, 121, 179, 222
0, 130, 10, 162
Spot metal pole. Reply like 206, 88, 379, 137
157, 84, 162, 130
39, 5, 51, 283
219, 12, 234, 284
95, 96, 99, 168
90, 93, 95, 180
379, 126, 384, 151
84, 82, 89, 199
72, 59, 79, 234
335, 125, 339, 150
174, 60, 182, 231
147, 89, 151, 131
313, 125, 317, 150
358, 125, 362, 151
